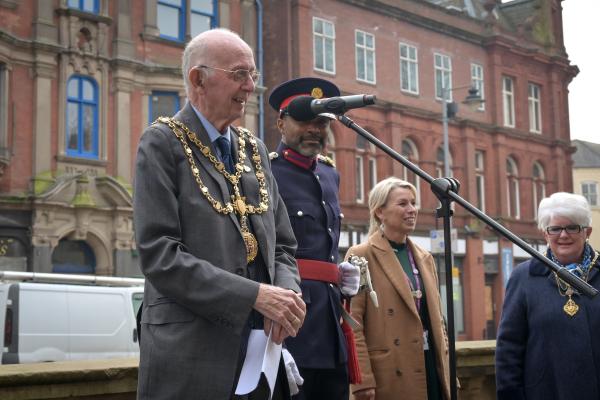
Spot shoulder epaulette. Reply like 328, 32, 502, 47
269, 152, 279, 160
317, 154, 336, 168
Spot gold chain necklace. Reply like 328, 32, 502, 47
554, 250, 599, 317
156, 117, 270, 263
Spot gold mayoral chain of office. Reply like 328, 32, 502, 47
554, 250, 599, 317
157, 117, 270, 263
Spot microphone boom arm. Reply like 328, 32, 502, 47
336, 112, 598, 400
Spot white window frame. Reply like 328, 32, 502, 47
369, 157, 377, 191
399, 43, 419, 94
506, 157, 520, 219
532, 161, 546, 218
475, 150, 485, 212
434, 53, 452, 101
313, 17, 336, 74
401, 139, 421, 207
502, 76, 515, 128
582, 181, 598, 206
355, 30, 376, 84
355, 155, 364, 203
528, 83, 542, 133
471, 63, 485, 111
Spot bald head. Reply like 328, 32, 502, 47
182, 28, 254, 96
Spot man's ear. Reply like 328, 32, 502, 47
276, 117, 285, 133
189, 67, 204, 89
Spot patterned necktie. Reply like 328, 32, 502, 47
216, 136, 234, 174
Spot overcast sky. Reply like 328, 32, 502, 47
562, 0, 599, 143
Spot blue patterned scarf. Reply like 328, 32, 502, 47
546, 242, 596, 279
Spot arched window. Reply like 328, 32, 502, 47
532, 162, 546, 218
401, 139, 420, 205
436, 146, 453, 177
52, 239, 96, 274
475, 151, 486, 212
506, 156, 520, 219
66, 75, 99, 159
355, 135, 377, 203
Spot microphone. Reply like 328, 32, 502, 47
287, 94, 376, 121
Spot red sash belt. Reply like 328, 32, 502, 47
297, 259, 339, 285
296, 258, 362, 384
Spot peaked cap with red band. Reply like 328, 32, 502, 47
268, 77, 340, 118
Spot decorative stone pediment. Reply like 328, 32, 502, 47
33, 173, 132, 209
30, 173, 135, 274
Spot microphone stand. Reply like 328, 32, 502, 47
337, 114, 598, 400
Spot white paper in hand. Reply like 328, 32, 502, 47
235, 329, 283, 399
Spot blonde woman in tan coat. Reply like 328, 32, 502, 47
346, 177, 450, 400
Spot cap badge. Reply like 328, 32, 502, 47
311, 87, 324, 99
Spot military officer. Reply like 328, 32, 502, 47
268, 77, 361, 400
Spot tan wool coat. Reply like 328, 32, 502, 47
347, 232, 451, 400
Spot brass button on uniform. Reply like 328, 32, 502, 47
394, 338, 400, 346
387, 308, 394, 316
395, 369, 402, 376
297, 211, 303, 216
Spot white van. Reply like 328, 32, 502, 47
0, 271, 144, 364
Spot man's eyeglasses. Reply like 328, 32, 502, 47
197, 65, 260, 83
545, 224, 586, 235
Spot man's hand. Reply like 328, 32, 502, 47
354, 388, 376, 400
254, 284, 306, 344
339, 261, 361, 297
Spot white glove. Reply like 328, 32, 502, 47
339, 261, 361, 297
282, 348, 303, 395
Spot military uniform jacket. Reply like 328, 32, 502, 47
134, 103, 300, 400
271, 143, 347, 369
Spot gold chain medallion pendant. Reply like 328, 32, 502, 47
241, 216, 258, 263
157, 117, 271, 265
242, 231, 258, 263
563, 296, 579, 317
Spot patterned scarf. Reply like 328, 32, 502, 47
546, 242, 596, 279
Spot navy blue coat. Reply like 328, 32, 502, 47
271, 143, 347, 369
496, 255, 600, 400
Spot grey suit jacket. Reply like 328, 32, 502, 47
134, 103, 300, 400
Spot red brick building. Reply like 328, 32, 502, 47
0, 0, 261, 276
262, 0, 576, 340
0, 0, 577, 340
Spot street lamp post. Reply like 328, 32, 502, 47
441, 85, 483, 177
439, 84, 482, 400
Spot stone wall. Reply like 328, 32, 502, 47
0, 341, 496, 400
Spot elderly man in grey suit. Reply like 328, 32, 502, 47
134, 28, 306, 400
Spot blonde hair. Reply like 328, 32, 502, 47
368, 177, 418, 235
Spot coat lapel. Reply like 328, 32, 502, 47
175, 103, 241, 232
370, 233, 420, 320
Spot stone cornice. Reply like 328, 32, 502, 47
55, 7, 113, 26
338, 0, 486, 45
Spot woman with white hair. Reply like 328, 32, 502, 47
346, 177, 450, 400
496, 192, 599, 400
